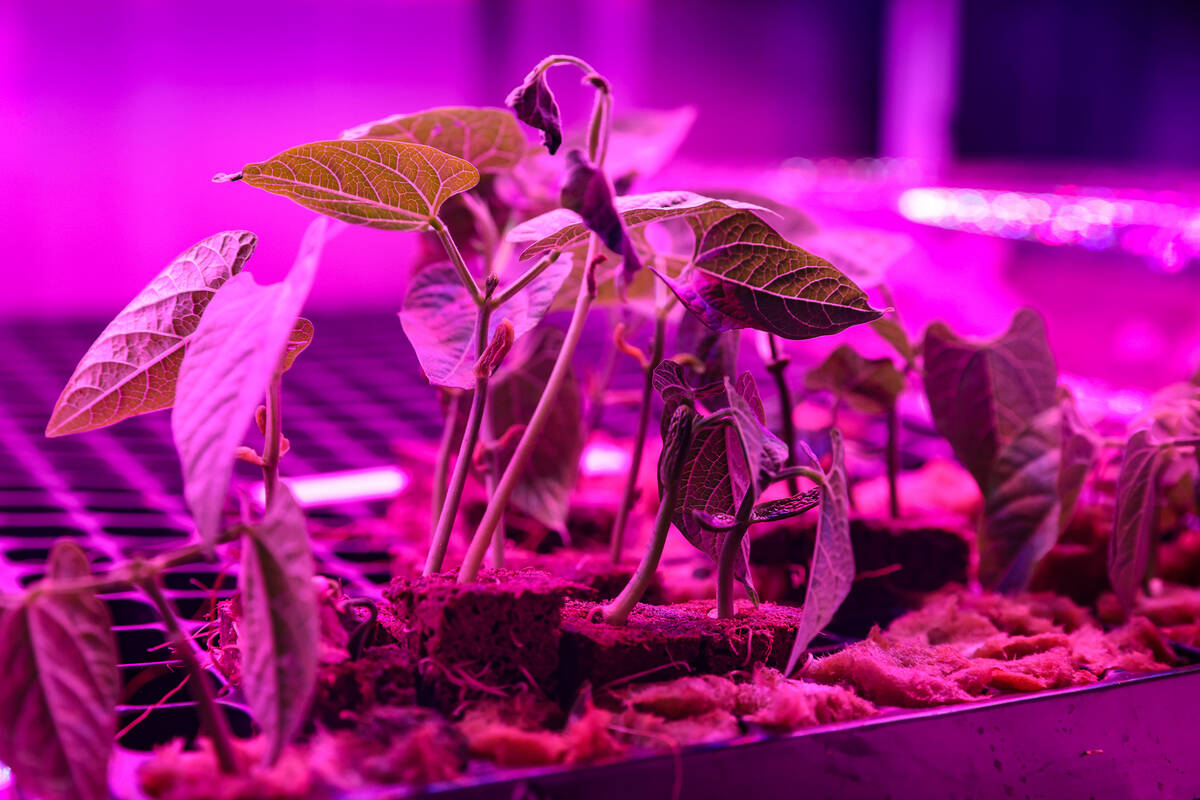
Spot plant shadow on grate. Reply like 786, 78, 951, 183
0, 310, 643, 750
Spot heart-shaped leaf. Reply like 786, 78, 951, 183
239, 483, 320, 764
0, 541, 119, 800
342, 107, 525, 173
232, 140, 479, 231
922, 309, 1058, 490
173, 219, 328, 548
506, 69, 563, 154
786, 429, 853, 674
399, 254, 572, 390
1109, 429, 1163, 610
804, 345, 904, 415
486, 328, 585, 531
279, 318, 314, 373
46, 231, 257, 437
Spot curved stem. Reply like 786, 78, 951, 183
765, 335, 799, 496
458, 241, 600, 583
431, 217, 482, 305
602, 474, 680, 624
430, 392, 463, 535
609, 312, 666, 563
140, 576, 239, 774
261, 374, 283, 510
424, 301, 494, 575
529, 55, 613, 167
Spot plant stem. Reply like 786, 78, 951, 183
602, 472, 681, 624
424, 299, 494, 576
765, 335, 799, 496
458, 243, 600, 583
481, 408, 506, 569
261, 374, 283, 510
887, 402, 901, 519
491, 252, 561, 306
430, 392, 462, 536
140, 575, 239, 774
430, 217, 482, 304
609, 312, 666, 563
715, 515, 752, 619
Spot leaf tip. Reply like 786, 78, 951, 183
212, 172, 243, 183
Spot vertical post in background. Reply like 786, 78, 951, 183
881, 0, 961, 176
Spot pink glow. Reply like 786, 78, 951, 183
581, 441, 632, 477
251, 466, 409, 509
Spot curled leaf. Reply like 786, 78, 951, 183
658, 404, 697, 490
173, 219, 328, 549
235, 140, 479, 231
505, 69, 562, 154
0, 541, 119, 800
279, 318, 314, 373
342, 107, 524, 173
804, 345, 904, 415
560, 149, 643, 287
46, 231, 257, 437
786, 430, 853, 674
240, 483, 320, 763
1109, 430, 1164, 610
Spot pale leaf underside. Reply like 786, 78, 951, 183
342, 106, 525, 173
46, 231, 257, 437
239, 140, 479, 231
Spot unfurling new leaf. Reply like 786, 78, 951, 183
239, 483, 320, 764
0, 541, 119, 800
1109, 429, 1163, 610
46, 231, 257, 437
342, 107, 525, 173
233, 140, 479, 231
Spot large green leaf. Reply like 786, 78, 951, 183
1108, 429, 1163, 610
804, 345, 904, 415
231, 140, 479, 231
342, 106, 525, 173
172, 219, 328, 549
0, 541, 118, 800
46, 231, 257, 437
239, 483, 320, 763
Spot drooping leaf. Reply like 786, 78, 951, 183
399, 254, 572, 390
232, 140, 479, 231
342, 107, 525, 173
1109, 429, 1163, 610
560, 149, 643, 286
871, 317, 916, 367
279, 318, 314, 373
676, 308, 739, 402
486, 328, 585, 531
46, 231, 257, 437
0, 541, 119, 800
804, 345, 905, 415
786, 429, 853, 674
173, 219, 328, 549
799, 227, 912, 290
922, 309, 1058, 490
505, 69, 562, 154
239, 483, 320, 764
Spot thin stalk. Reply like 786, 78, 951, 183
261, 374, 283, 510
140, 576, 239, 774
602, 473, 681, 624
481, 409, 506, 569
458, 243, 601, 583
887, 402, 901, 519
609, 312, 666, 563
716, 515, 752, 619
424, 300, 494, 576
492, 252, 561, 306
430, 392, 463, 535
765, 335, 799, 496
430, 218, 482, 304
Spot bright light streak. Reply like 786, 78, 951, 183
581, 441, 631, 477
251, 466, 409, 508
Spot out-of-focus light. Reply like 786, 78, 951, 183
0, 763, 10, 791
582, 441, 631, 477
251, 466, 409, 508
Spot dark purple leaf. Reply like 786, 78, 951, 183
676, 309, 739, 404
0, 541, 118, 800
1109, 429, 1163, 610
505, 69, 563, 154
871, 317, 916, 366
399, 254, 572, 389
658, 404, 697, 491
922, 309, 1058, 490
786, 429, 853, 674
653, 359, 698, 432
560, 149, 643, 288
804, 345, 904, 415
240, 483, 320, 763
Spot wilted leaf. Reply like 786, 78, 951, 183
506, 69, 562, 154
786, 430, 853, 674
239, 483, 320, 763
0, 541, 119, 800
560, 149, 643, 286
654, 207, 882, 339
922, 309, 1058, 489
1109, 429, 1163, 610
804, 345, 904, 415
173, 219, 328, 548
486, 328, 585, 531
399, 254, 572, 389
46, 231, 257, 437
279, 318, 314, 372
342, 107, 524, 173
799, 227, 912, 290
234, 140, 479, 231
871, 317, 916, 366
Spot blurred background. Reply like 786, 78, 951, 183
2, 0, 1199, 388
